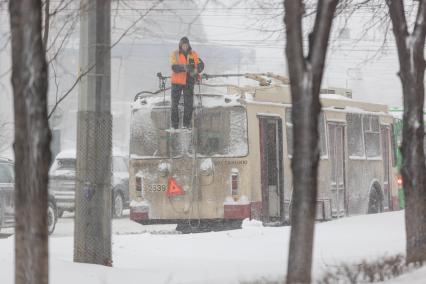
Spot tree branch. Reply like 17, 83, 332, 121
49, 0, 74, 18
47, 14, 78, 64
110, 0, 163, 49
48, 64, 95, 119
47, 0, 163, 119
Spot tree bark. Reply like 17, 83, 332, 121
9, 1, 51, 284
43, 0, 50, 49
387, 0, 426, 264
284, 0, 338, 283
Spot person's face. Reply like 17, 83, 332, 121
181, 43, 189, 52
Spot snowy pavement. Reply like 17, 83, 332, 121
51, 210, 178, 237
386, 266, 426, 284
0, 210, 421, 284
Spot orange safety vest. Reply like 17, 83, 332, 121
170, 50, 199, 85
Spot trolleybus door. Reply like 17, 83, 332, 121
259, 116, 284, 222
328, 123, 346, 217
380, 125, 391, 210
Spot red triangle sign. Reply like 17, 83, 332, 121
167, 177, 184, 197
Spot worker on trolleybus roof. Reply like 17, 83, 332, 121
170, 36, 204, 129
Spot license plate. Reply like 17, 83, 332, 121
146, 184, 167, 192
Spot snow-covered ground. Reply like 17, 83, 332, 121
1, 210, 424, 283
386, 266, 426, 284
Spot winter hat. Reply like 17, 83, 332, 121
179, 37, 192, 52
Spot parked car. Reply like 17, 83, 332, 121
49, 150, 129, 218
0, 157, 58, 235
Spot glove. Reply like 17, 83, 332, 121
189, 69, 198, 77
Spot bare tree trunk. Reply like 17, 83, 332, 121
9, 0, 51, 284
387, 0, 426, 264
284, 0, 338, 283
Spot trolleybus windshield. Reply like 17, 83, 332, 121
130, 105, 248, 158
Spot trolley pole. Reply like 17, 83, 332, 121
74, 0, 112, 265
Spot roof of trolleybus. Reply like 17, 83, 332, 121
240, 83, 390, 114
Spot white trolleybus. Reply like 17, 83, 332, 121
128, 73, 399, 232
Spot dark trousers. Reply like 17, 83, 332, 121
171, 84, 194, 129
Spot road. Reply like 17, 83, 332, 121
2, 210, 178, 238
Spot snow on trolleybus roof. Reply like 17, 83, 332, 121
131, 72, 294, 110
131, 85, 243, 111
234, 76, 391, 116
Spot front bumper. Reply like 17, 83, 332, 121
53, 190, 75, 210
130, 201, 150, 221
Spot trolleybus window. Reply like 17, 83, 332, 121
0, 163, 13, 183
363, 115, 381, 158
347, 113, 381, 159
285, 109, 293, 157
319, 114, 327, 157
198, 112, 223, 155
197, 107, 248, 156
347, 113, 365, 158
285, 108, 327, 158
390, 121, 400, 167
130, 105, 248, 158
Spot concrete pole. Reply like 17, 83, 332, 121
74, 0, 112, 265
